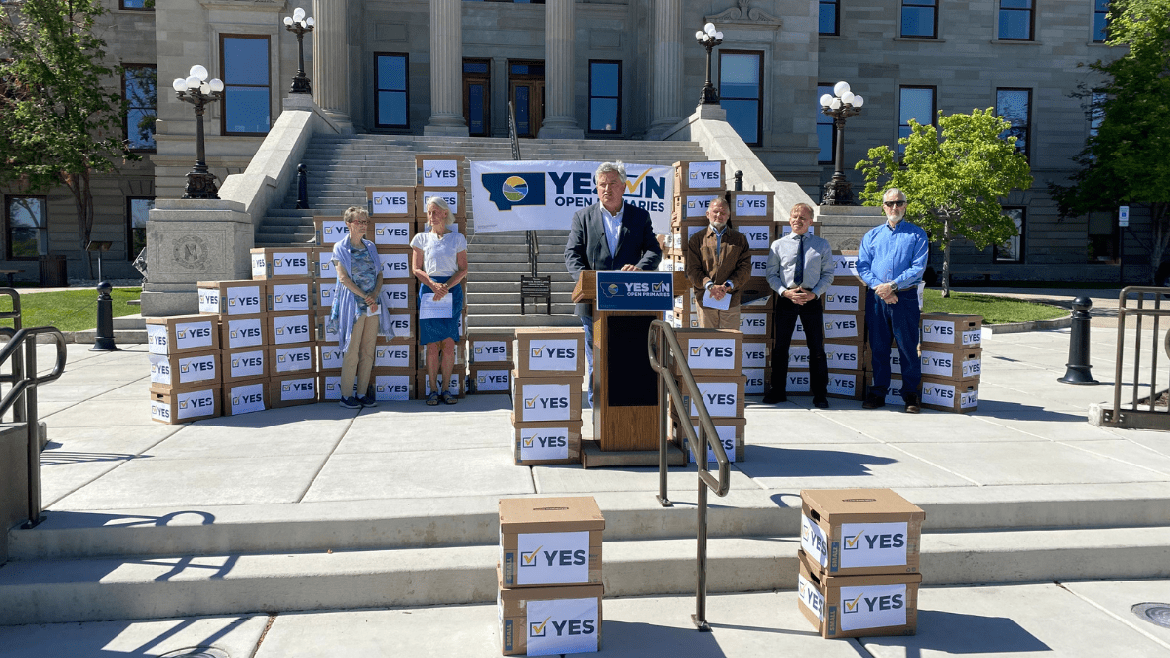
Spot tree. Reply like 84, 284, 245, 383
1049, 0, 1170, 283
855, 109, 1034, 297
0, 0, 135, 278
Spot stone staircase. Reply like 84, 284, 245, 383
254, 135, 710, 328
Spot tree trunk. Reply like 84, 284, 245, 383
941, 216, 952, 298
1147, 202, 1170, 284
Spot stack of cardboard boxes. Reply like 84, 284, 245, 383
510, 328, 585, 465
916, 313, 982, 413
498, 496, 604, 656
797, 488, 925, 639
668, 328, 747, 464
467, 330, 514, 394
197, 279, 270, 417
249, 248, 320, 408
147, 314, 222, 424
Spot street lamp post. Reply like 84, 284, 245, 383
820, 80, 864, 206
694, 23, 724, 105
283, 7, 315, 95
172, 65, 224, 199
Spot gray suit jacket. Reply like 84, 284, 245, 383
564, 202, 663, 318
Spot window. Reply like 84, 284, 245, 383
1093, 0, 1109, 41
463, 60, 490, 137
376, 53, 409, 129
5, 196, 47, 260
998, 0, 1034, 40
220, 35, 271, 135
119, 0, 152, 9
1089, 91, 1107, 138
1088, 211, 1119, 262
901, 0, 938, 38
122, 65, 156, 151
819, 0, 840, 35
463, 0, 545, 3
996, 88, 1031, 157
898, 86, 935, 150
994, 207, 1025, 263
127, 197, 153, 262
588, 61, 621, 134
817, 83, 835, 163
719, 50, 763, 146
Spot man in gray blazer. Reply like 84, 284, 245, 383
564, 161, 663, 405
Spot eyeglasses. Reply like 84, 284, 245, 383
883, 200, 906, 208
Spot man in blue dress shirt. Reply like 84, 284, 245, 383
857, 188, 930, 413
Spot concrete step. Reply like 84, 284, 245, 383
112, 315, 145, 330
67, 329, 147, 344
470, 313, 581, 327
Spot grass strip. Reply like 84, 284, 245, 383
0, 288, 143, 332
922, 289, 1067, 324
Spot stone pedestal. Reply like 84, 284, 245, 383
312, 0, 354, 133
0, 423, 30, 564
816, 204, 883, 251
141, 199, 255, 317
425, 0, 469, 136
537, 0, 584, 139
646, 0, 684, 140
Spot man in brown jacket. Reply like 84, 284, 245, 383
685, 195, 752, 328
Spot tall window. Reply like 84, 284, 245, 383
994, 207, 1025, 263
122, 64, 156, 152
998, 0, 1034, 40
817, 83, 835, 163
376, 53, 409, 129
5, 196, 47, 260
719, 51, 763, 146
1089, 91, 1107, 138
819, 0, 840, 35
898, 86, 935, 150
996, 88, 1031, 157
220, 35, 271, 135
1093, 0, 1109, 41
119, 0, 152, 9
901, 0, 938, 38
588, 61, 621, 134
127, 197, 153, 261
1088, 211, 1119, 262
463, 59, 490, 137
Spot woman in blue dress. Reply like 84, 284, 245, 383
410, 196, 468, 405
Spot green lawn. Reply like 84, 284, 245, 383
0, 288, 142, 332
922, 289, 1067, 324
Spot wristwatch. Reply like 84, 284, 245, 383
889, 282, 899, 292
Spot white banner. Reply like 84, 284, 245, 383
470, 160, 675, 233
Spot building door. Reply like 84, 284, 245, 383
508, 60, 544, 138
463, 59, 491, 137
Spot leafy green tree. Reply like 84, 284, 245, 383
1050, 0, 1170, 283
0, 0, 134, 278
856, 109, 1033, 297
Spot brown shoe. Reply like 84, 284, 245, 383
861, 395, 885, 409
904, 394, 920, 414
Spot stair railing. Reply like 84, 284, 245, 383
647, 320, 732, 632
508, 101, 552, 314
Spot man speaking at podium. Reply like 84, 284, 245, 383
564, 161, 663, 406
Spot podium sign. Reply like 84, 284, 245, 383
595, 271, 674, 312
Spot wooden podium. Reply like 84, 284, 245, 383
572, 270, 688, 456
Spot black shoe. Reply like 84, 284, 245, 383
813, 397, 829, 409
761, 391, 787, 404
861, 395, 885, 409
904, 395, 921, 414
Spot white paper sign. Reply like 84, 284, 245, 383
274, 345, 314, 373
272, 313, 312, 345
225, 316, 265, 349
840, 521, 909, 569
839, 583, 908, 631
316, 251, 335, 278
684, 423, 738, 463
374, 344, 411, 368
686, 338, 737, 370
686, 161, 722, 189
278, 377, 315, 401
475, 369, 511, 392
525, 339, 579, 372
173, 320, 216, 352
381, 283, 411, 310
742, 342, 768, 368
833, 254, 860, 277
370, 190, 410, 215
743, 368, 765, 394
515, 531, 590, 585
372, 221, 411, 245
740, 312, 769, 336
472, 340, 509, 362
740, 224, 773, 249
518, 383, 573, 421
380, 252, 411, 280
518, 425, 569, 460
421, 158, 460, 184
229, 349, 265, 379
320, 375, 342, 400
318, 220, 348, 242
386, 312, 413, 338
734, 194, 770, 217
688, 381, 740, 417
418, 189, 461, 215
374, 374, 412, 401
750, 255, 769, 277
420, 292, 454, 319
801, 514, 830, 567
526, 597, 599, 656
318, 281, 336, 307
320, 345, 344, 370
824, 285, 863, 311
798, 573, 825, 621
682, 194, 719, 218
825, 344, 861, 370
228, 382, 266, 415
271, 282, 312, 312
787, 372, 812, 392
270, 252, 311, 277
170, 352, 217, 386
175, 388, 216, 420
827, 372, 859, 397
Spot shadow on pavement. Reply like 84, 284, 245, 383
862, 610, 1050, 654
600, 620, 728, 656
737, 446, 897, 478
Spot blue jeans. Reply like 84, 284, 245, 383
581, 314, 594, 406
866, 288, 921, 402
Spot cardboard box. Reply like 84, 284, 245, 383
882, 377, 908, 406
674, 375, 747, 419
728, 190, 775, 218
468, 331, 514, 364
313, 247, 337, 279
315, 312, 340, 343
920, 313, 983, 351
739, 278, 774, 305
499, 496, 604, 588
512, 374, 584, 423
800, 488, 925, 577
150, 386, 221, 425
318, 373, 345, 401
380, 281, 417, 311
748, 250, 770, 280
823, 282, 864, 313
373, 370, 417, 401
223, 378, 268, 417
415, 187, 465, 217
313, 216, 349, 246
317, 280, 337, 308
919, 348, 981, 381
673, 159, 725, 191
268, 342, 317, 375
669, 328, 744, 376
674, 416, 745, 463
366, 186, 415, 217
498, 577, 603, 656
250, 247, 314, 279
832, 250, 860, 278
826, 369, 865, 400
385, 309, 414, 340
741, 341, 769, 369
268, 374, 317, 407
377, 248, 414, 282
148, 349, 220, 393
516, 328, 586, 377
470, 364, 513, 393
417, 370, 466, 399
920, 376, 979, 413
374, 338, 417, 369
222, 346, 267, 383
512, 420, 583, 465
415, 155, 464, 188
370, 219, 414, 246
197, 280, 266, 316
735, 219, 775, 250
318, 344, 344, 372
797, 549, 921, 640
739, 311, 771, 337
742, 367, 768, 395
419, 341, 464, 367
267, 277, 316, 312
789, 312, 864, 343
220, 313, 268, 350
270, 311, 315, 346
146, 314, 220, 355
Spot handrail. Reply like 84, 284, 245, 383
647, 320, 731, 632
0, 287, 22, 332
507, 101, 543, 288
1110, 286, 1170, 429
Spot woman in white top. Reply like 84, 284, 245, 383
410, 196, 468, 405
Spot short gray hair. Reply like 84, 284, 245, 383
883, 188, 906, 202
594, 161, 627, 185
425, 195, 451, 215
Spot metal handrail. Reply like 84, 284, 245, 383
506, 100, 544, 287
0, 287, 22, 332
647, 320, 731, 631
1110, 286, 1170, 428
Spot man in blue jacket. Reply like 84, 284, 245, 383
857, 188, 929, 413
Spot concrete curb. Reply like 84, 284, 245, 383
985, 312, 1073, 334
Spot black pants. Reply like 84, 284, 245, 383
770, 295, 828, 397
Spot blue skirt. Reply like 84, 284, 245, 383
419, 275, 463, 345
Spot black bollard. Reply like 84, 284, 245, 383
1058, 296, 1096, 384
91, 281, 118, 352
734, 170, 743, 191
296, 163, 310, 209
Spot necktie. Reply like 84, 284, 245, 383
794, 234, 805, 287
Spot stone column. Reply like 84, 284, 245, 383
647, 0, 684, 139
425, 0, 469, 135
538, 0, 584, 139
312, 0, 354, 133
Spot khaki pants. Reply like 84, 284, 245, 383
340, 314, 379, 398
698, 304, 741, 330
